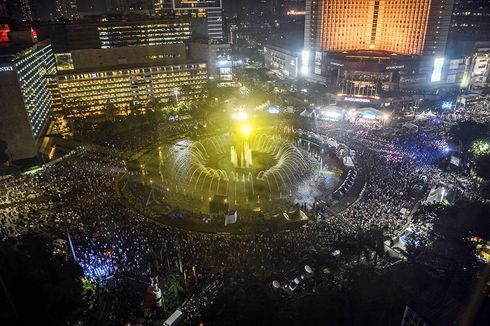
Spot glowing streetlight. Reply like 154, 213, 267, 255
382, 112, 391, 125
233, 110, 248, 121
173, 89, 179, 103
240, 124, 252, 138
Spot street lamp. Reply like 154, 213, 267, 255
174, 89, 179, 103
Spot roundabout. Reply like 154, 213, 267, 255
118, 113, 353, 234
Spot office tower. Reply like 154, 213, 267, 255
34, 18, 192, 52
105, 0, 126, 12
55, 0, 78, 20
0, 0, 7, 17
173, 0, 223, 41
450, 0, 490, 41
105, 0, 156, 13
189, 42, 232, 83
0, 30, 55, 160
228, 24, 238, 45
5, 0, 33, 22
19, 0, 32, 21
97, 19, 192, 48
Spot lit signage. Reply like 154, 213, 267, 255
330, 62, 344, 67
386, 65, 405, 70
431, 57, 444, 82
344, 97, 371, 103
268, 106, 280, 114
301, 50, 309, 75
30, 27, 38, 42
287, 10, 306, 15
0, 65, 14, 72
441, 101, 453, 109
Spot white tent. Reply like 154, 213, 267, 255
224, 211, 238, 226
300, 109, 313, 118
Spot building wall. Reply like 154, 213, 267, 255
189, 42, 232, 82
468, 48, 490, 90
304, 0, 323, 54
35, 19, 192, 53
306, 0, 454, 56
0, 41, 55, 160
13, 42, 56, 139
450, 0, 490, 42
423, 0, 454, 56
56, 63, 208, 115
173, 0, 224, 41
98, 20, 192, 48
264, 45, 299, 79
66, 44, 187, 70
0, 67, 38, 161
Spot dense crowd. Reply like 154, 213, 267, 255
0, 106, 486, 324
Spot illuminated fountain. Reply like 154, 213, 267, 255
140, 109, 333, 215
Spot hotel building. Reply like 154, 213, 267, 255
304, 0, 455, 100
0, 31, 55, 161
53, 44, 208, 116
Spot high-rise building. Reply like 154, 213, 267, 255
172, 0, 223, 41
0, 30, 55, 161
97, 20, 192, 48
305, 0, 452, 56
34, 18, 192, 52
5, 0, 33, 22
450, 0, 490, 41
56, 0, 78, 20
0, 0, 7, 17
283, 0, 306, 16
228, 24, 238, 45
189, 41, 232, 83
304, 0, 455, 99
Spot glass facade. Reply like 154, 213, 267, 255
13, 42, 56, 139
98, 22, 192, 48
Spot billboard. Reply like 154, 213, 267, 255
431, 57, 444, 82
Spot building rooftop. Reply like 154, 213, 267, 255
56, 60, 207, 76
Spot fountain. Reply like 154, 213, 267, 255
127, 110, 341, 221
161, 131, 315, 207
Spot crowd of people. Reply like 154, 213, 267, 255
0, 106, 486, 324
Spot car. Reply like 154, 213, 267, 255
288, 278, 301, 291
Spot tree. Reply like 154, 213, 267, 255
0, 234, 83, 325
450, 121, 488, 151
473, 152, 490, 180
0, 138, 8, 165
104, 101, 118, 121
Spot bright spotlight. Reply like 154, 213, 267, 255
233, 111, 248, 121
241, 124, 252, 137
